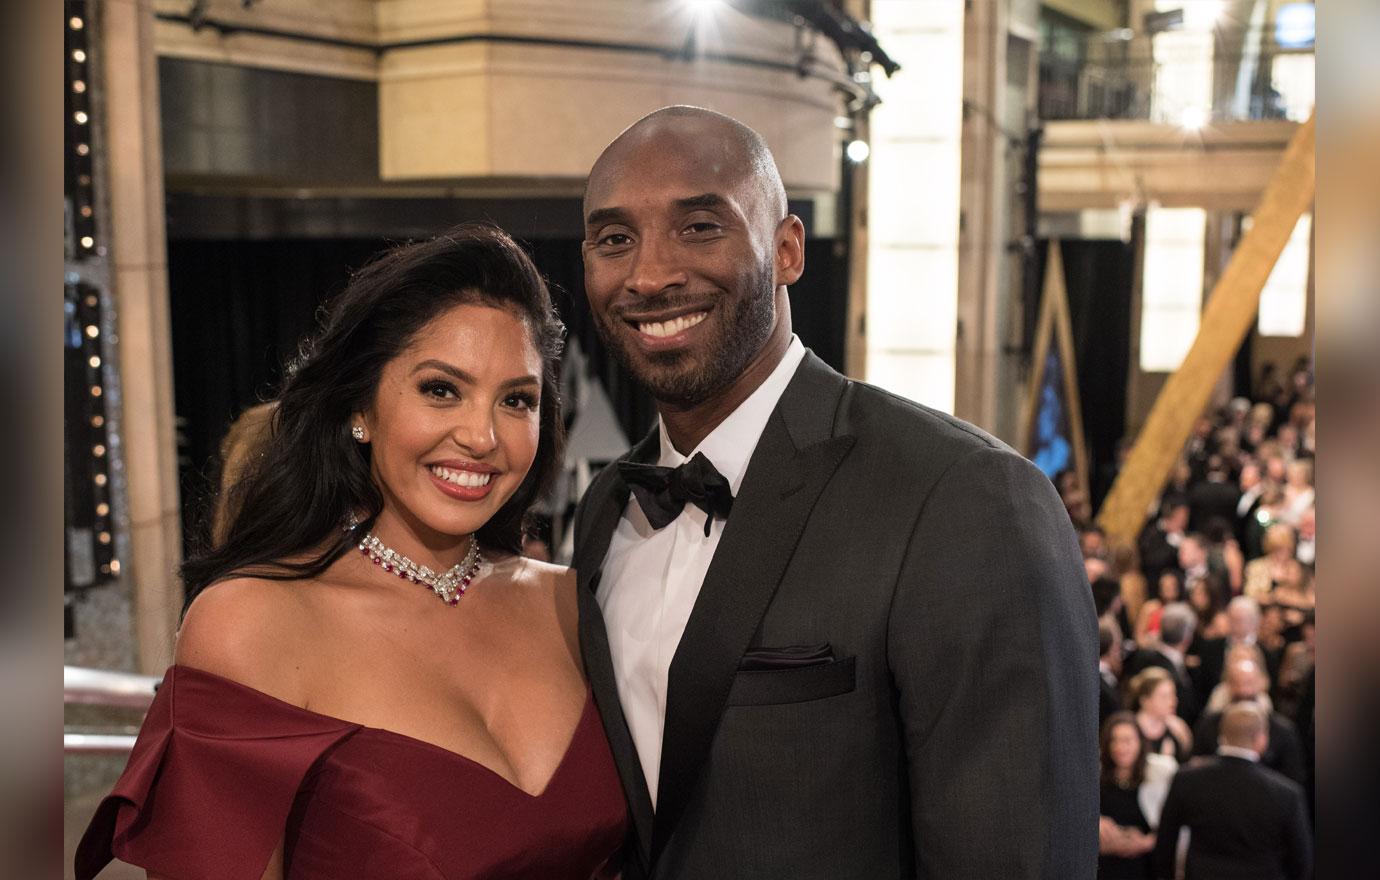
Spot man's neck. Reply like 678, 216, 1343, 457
1217, 744, 1261, 762
659, 313, 792, 454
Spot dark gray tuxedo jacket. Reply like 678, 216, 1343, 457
574, 353, 1099, 879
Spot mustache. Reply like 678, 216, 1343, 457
610, 295, 717, 323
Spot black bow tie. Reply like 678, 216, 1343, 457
617, 452, 734, 536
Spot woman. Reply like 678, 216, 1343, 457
1097, 713, 1156, 879
1128, 667, 1192, 765
76, 225, 626, 879
1243, 522, 1297, 602
1133, 569, 1183, 643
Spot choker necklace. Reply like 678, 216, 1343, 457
358, 532, 483, 607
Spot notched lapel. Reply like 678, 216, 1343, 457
652, 408, 855, 861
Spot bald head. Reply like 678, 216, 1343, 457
586, 106, 787, 235
1219, 702, 1268, 749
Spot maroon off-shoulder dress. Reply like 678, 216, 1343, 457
75, 665, 627, 879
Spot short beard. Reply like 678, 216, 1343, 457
599, 256, 777, 407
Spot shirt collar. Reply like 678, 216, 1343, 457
657, 335, 807, 494
1217, 745, 1261, 762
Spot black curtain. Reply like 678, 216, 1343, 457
168, 238, 388, 546
1035, 238, 1133, 510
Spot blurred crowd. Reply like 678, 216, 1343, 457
1069, 358, 1315, 880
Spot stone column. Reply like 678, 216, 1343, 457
101, 0, 183, 673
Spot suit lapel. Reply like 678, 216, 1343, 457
652, 355, 855, 862
576, 431, 658, 871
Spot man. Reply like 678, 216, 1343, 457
1125, 602, 1200, 725
1188, 455, 1240, 532
1197, 596, 1281, 693
1139, 497, 1188, 581
1153, 703, 1311, 879
573, 107, 1098, 879
1192, 656, 1306, 785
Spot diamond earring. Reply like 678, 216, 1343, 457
351, 425, 366, 442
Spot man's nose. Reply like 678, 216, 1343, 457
625, 236, 688, 296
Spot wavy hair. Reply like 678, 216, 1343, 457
181, 223, 565, 609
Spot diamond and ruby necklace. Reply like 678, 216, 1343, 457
358, 532, 483, 607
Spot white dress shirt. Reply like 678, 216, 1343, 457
597, 336, 807, 807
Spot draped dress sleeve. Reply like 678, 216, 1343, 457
75, 665, 360, 880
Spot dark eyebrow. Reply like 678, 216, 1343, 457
584, 206, 630, 229
673, 193, 727, 211
412, 359, 539, 389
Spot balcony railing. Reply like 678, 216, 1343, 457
64, 665, 160, 754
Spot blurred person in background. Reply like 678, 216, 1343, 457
1153, 703, 1311, 880
1294, 505, 1315, 565
1097, 713, 1156, 880
1134, 569, 1183, 643
1192, 656, 1306, 786
1127, 667, 1192, 765
1188, 456, 1240, 532
1139, 497, 1188, 583
1279, 459, 1314, 526
1127, 602, 1200, 726
1244, 523, 1298, 601
1271, 560, 1315, 637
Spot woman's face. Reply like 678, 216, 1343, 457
1143, 680, 1177, 718
359, 303, 543, 546
1158, 572, 1181, 603
1108, 722, 1141, 771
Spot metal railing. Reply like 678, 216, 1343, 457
64, 665, 160, 754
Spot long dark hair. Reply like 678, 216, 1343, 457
181, 224, 565, 609
1099, 711, 1148, 788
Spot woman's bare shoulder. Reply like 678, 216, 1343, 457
176, 577, 316, 703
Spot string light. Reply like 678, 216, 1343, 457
93, 444, 106, 457
94, 473, 107, 487
77, 143, 90, 156
110, 560, 121, 574
90, 385, 103, 398
91, 415, 104, 428
85, 324, 99, 338
72, 49, 86, 62
98, 532, 112, 545
70, 16, 84, 30
73, 80, 86, 93
80, 206, 92, 218
96, 503, 109, 517
74, 111, 89, 125
80, 235, 94, 249
89, 355, 101, 368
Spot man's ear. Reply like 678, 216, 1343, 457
774, 214, 805, 287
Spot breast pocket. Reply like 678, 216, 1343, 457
725, 656, 856, 706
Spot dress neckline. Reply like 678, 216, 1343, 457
168, 663, 596, 799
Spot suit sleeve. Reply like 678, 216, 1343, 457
1151, 775, 1185, 880
1273, 717, 1308, 786
1281, 780, 1313, 879
886, 446, 1099, 879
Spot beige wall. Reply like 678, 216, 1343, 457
152, 0, 846, 193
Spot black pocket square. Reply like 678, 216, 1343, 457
738, 643, 834, 671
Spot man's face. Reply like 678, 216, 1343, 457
582, 124, 791, 406
1178, 538, 1206, 571
1226, 663, 1263, 702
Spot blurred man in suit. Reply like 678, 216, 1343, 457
1154, 703, 1311, 879
1126, 602, 1200, 725
1193, 655, 1306, 785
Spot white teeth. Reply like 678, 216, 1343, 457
638, 312, 706, 338
430, 466, 493, 488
